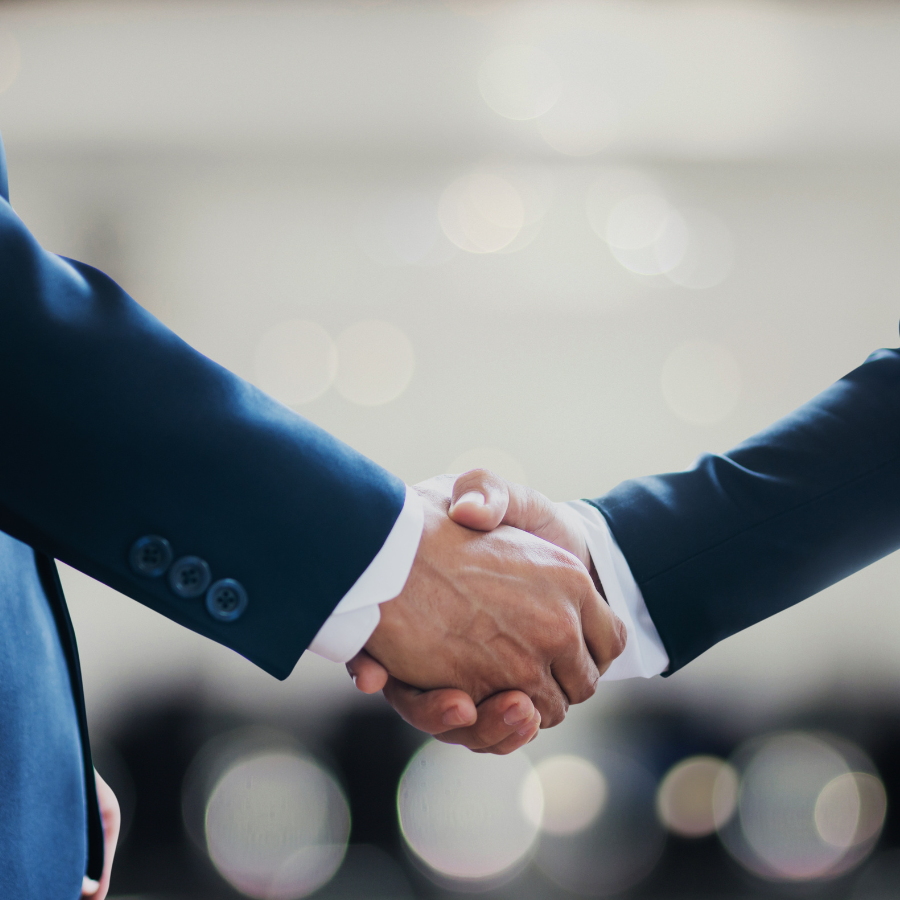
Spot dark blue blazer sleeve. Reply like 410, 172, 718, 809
590, 346, 900, 674
0, 144, 405, 681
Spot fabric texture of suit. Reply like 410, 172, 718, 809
0, 131, 406, 893
593, 345, 900, 674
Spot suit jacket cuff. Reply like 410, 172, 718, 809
309, 485, 424, 662
566, 500, 669, 679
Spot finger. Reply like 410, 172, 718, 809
82, 769, 120, 899
436, 691, 538, 751
550, 632, 601, 708
449, 469, 510, 531
503, 483, 594, 569
346, 649, 389, 694
523, 676, 571, 729
455, 473, 593, 572
581, 587, 627, 676
472, 710, 542, 755
449, 469, 556, 536
501, 481, 559, 534
547, 577, 602, 709
383, 677, 478, 734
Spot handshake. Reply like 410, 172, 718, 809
346, 469, 628, 756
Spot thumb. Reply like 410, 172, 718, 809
346, 649, 389, 694
503, 484, 592, 570
450, 469, 560, 538
449, 469, 590, 569
449, 469, 511, 531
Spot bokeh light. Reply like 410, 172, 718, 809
656, 756, 739, 838
587, 169, 663, 236
477, 45, 562, 121
524, 754, 607, 836
438, 173, 525, 253
586, 172, 733, 285
534, 749, 665, 896
448, 447, 526, 484
660, 341, 741, 425
491, 166, 554, 254
204, 750, 350, 900
815, 772, 887, 849
606, 193, 671, 251
587, 171, 686, 275
605, 194, 688, 276
0, 31, 21, 95
718, 732, 886, 882
334, 320, 414, 406
537, 79, 618, 157
254, 320, 337, 407
665, 209, 735, 289
397, 740, 541, 885
355, 190, 449, 267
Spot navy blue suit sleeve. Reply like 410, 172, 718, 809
590, 347, 900, 674
0, 196, 406, 680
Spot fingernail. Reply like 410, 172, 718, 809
350, 674, 358, 687
82, 877, 100, 895
453, 491, 485, 509
516, 713, 538, 736
503, 703, 530, 727
442, 706, 465, 727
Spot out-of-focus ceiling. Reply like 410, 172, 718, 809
1, 0, 900, 160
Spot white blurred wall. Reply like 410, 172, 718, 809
2, 0, 900, 729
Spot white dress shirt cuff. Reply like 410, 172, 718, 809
565, 500, 669, 680
308, 485, 425, 663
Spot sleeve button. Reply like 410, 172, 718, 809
129, 536, 173, 578
206, 579, 248, 622
168, 556, 212, 598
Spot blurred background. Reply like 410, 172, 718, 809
4, 0, 900, 897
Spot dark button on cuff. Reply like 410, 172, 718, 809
168, 556, 212, 598
129, 535, 173, 578
206, 579, 248, 622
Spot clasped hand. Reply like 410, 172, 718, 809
350, 471, 626, 754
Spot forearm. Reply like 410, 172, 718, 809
0, 199, 405, 678
593, 347, 900, 672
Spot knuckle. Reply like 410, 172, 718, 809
570, 666, 599, 704
519, 657, 546, 691
538, 693, 568, 729
549, 612, 581, 655
544, 707, 565, 728
471, 724, 499, 749
455, 467, 495, 493
612, 616, 628, 658
596, 617, 627, 676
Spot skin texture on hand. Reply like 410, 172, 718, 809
363, 476, 624, 729
349, 470, 623, 753
81, 769, 120, 900
451, 469, 594, 572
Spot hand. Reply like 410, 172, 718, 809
349, 469, 615, 751
359, 474, 625, 729
81, 769, 121, 900
349, 648, 543, 754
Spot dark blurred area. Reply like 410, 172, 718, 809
93, 698, 900, 899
